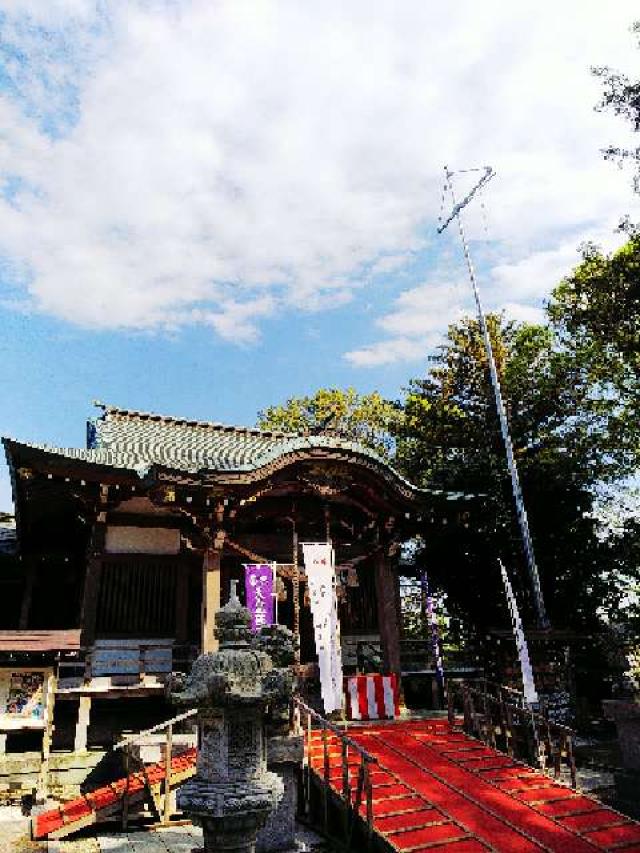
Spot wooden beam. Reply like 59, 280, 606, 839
374, 550, 401, 677
105, 513, 183, 529
201, 548, 221, 653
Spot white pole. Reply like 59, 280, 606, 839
443, 166, 549, 630
499, 560, 539, 705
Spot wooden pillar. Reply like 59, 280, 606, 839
374, 549, 402, 677
201, 548, 221, 653
80, 497, 108, 647
80, 557, 103, 647
163, 723, 173, 825
74, 696, 92, 753
19, 556, 37, 629
38, 674, 57, 799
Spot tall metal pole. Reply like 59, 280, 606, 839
440, 165, 550, 630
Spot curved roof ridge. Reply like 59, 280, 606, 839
3, 437, 483, 501
93, 401, 297, 439
243, 434, 418, 493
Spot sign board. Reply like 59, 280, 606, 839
0, 667, 52, 730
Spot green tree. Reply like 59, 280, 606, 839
257, 387, 401, 461
547, 236, 640, 474
593, 21, 640, 191
397, 314, 614, 631
600, 517, 640, 633
586, 23, 640, 469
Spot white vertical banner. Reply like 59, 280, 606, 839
302, 542, 343, 714
499, 560, 539, 706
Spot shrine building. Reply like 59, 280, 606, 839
0, 402, 478, 772
0, 400, 498, 811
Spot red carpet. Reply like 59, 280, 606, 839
33, 746, 197, 840
308, 719, 640, 852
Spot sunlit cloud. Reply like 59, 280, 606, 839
0, 0, 639, 347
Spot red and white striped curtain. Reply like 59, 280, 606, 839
345, 673, 400, 720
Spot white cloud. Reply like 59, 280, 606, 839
349, 224, 636, 365
489, 244, 583, 303
499, 303, 546, 326
0, 1, 96, 19
369, 253, 415, 277
0, 1, 639, 343
201, 295, 276, 343
377, 282, 467, 338
346, 280, 468, 366
345, 338, 426, 368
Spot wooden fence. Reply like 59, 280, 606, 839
446, 678, 577, 787
292, 696, 377, 848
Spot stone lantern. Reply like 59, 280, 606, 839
172, 583, 287, 853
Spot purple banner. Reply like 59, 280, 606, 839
244, 564, 274, 632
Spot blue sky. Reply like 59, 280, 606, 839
1, 1, 640, 511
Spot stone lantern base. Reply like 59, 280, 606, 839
199, 810, 270, 853
257, 734, 304, 853
178, 776, 283, 853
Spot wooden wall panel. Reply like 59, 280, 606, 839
95, 557, 180, 637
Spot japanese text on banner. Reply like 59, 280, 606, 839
243, 564, 274, 632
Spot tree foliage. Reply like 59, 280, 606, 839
396, 314, 614, 631
257, 387, 401, 461
547, 235, 640, 474
593, 21, 640, 191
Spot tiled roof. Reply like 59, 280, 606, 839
88, 403, 299, 472
3, 404, 422, 493
92, 403, 415, 489
3, 404, 479, 500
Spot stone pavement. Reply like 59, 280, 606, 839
45, 826, 202, 853
95, 826, 201, 852
0, 805, 33, 853
0, 806, 334, 853
45, 823, 333, 853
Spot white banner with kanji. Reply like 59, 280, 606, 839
302, 542, 343, 713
